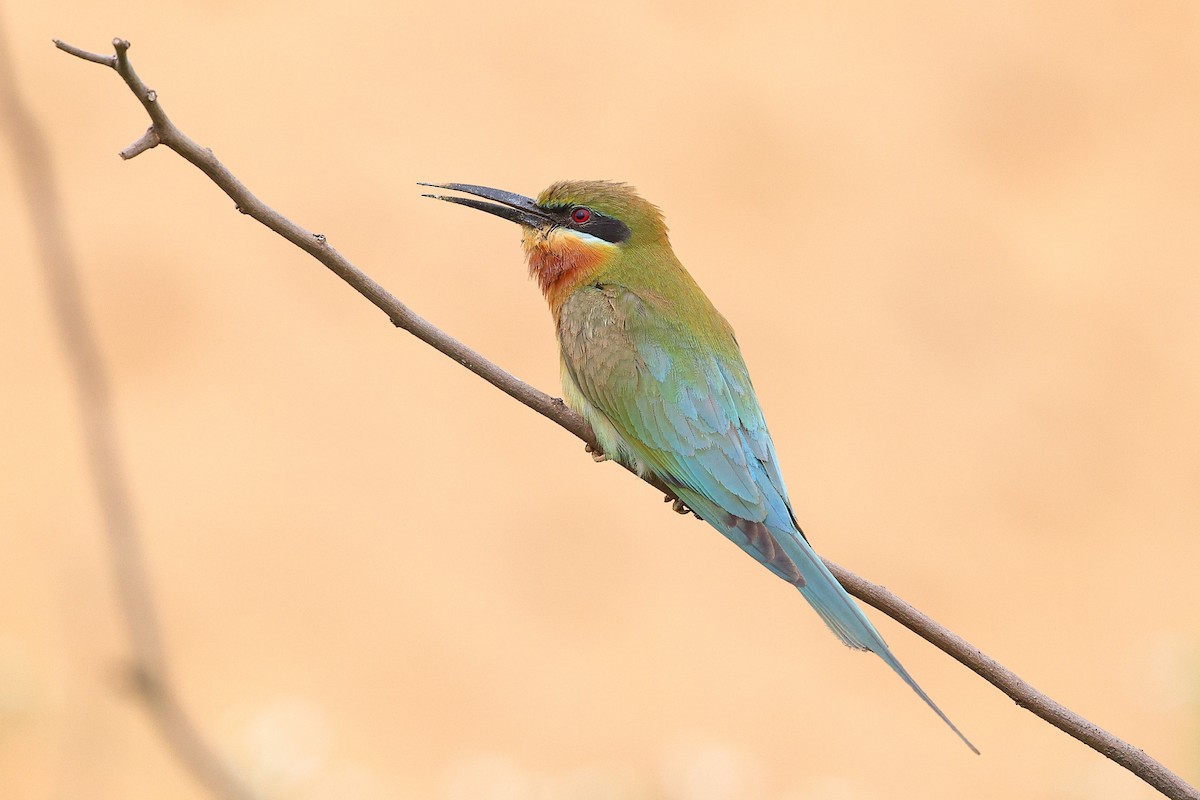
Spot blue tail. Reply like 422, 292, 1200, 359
777, 528, 979, 753
673, 483, 977, 752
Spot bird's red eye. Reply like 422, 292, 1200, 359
571, 207, 592, 224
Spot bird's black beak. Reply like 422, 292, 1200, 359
419, 182, 553, 228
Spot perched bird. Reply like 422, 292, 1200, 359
422, 180, 976, 752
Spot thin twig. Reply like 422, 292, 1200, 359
53, 37, 1199, 800
829, 565, 1191, 788
0, 31, 260, 800
120, 125, 160, 160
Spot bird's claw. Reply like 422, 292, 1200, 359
585, 443, 607, 463
663, 494, 702, 520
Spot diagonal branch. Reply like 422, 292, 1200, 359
53, 37, 1199, 800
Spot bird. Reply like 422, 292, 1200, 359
421, 180, 977, 752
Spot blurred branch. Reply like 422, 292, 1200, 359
0, 28, 260, 800
54, 37, 1199, 800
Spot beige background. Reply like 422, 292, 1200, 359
1, 1, 1198, 798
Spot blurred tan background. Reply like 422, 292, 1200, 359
1, 1, 1198, 798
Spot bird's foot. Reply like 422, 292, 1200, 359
585, 443, 607, 463
663, 494, 702, 520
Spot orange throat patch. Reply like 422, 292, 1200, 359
522, 227, 612, 311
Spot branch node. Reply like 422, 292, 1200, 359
313, 233, 327, 244
146, 89, 157, 103
119, 126, 160, 160
114, 39, 132, 75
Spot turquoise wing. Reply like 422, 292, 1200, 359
557, 283, 978, 752
557, 283, 804, 582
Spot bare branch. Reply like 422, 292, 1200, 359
54, 37, 1200, 800
830, 564, 1196, 797
51, 38, 115, 66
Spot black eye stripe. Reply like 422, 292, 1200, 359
542, 205, 632, 244
579, 215, 631, 244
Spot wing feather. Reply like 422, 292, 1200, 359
558, 284, 790, 529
